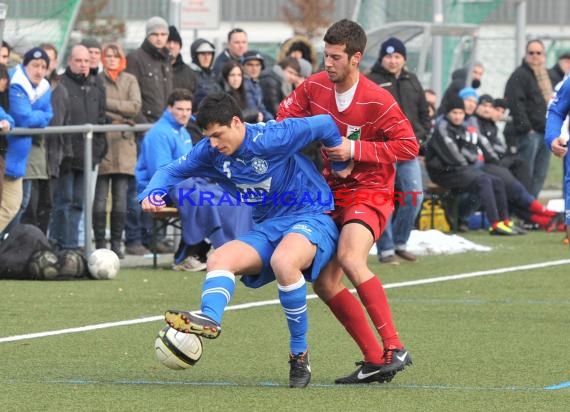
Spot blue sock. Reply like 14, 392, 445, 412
200, 270, 236, 325
278, 276, 308, 354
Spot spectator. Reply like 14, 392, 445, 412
212, 28, 248, 76
548, 51, 570, 87
438, 62, 484, 116
0, 64, 15, 211
504, 39, 552, 198
21, 43, 69, 235
219, 60, 258, 123
0, 41, 11, 65
80, 38, 103, 76
190, 38, 222, 109
241, 50, 273, 121
367, 37, 429, 264
167, 25, 197, 94
475, 94, 559, 230
93, 42, 142, 259
50, 45, 106, 251
425, 96, 518, 235
259, 56, 300, 118
0, 48, 52, 233
278, 35, 319, 73
425, 89, 437, 121
295, 58, 313, 87
124, 15, 173, 256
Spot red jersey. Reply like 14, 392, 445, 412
277, 71, 418, 193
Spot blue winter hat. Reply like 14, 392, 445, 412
459, 87, 478, 101
380, 37, 407, 60
23, 47, 50, 67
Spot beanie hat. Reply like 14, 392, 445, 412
380, 37, 407, 60
168, 25, 182, 45
241, 50, 265, 70
493, 98, 507, 109
445, 95, 465, 113
478, 94, 494, 105
23, 47, 50, 67
145, 16, 169, 37
80, 38, 102, 50
458, 87, 478, 101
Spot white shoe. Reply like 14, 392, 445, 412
172, 256, 207, 272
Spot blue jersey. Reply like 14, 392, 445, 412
545, 75, 570, 148
138, 114, 342, 223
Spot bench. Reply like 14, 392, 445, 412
150, 207, 182, 268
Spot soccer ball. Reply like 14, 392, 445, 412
87, 249, 120, 279
154, 325, 203, 369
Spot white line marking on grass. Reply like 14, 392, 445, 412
1, 259, 569, 345
38, 378, 560, 392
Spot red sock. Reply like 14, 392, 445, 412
356, 276, 402, 349
530, 214, 552, 228
491, 221, 500, 230
326, 288, 384, 363
529, 200, 557, 217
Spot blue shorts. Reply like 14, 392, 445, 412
239, 213, 338, 288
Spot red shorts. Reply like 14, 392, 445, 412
330, 200, 393, 241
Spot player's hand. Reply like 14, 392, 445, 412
325, 137, 352, 161
141, 195, 165, 213
332, 160, 354, 179
551, 137, 568, 158
0, 120, 11, 131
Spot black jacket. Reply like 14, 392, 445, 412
172, 54, 197, 94
504, 60, 547, 136
58, 68, 107, 170
125, 39, 172, 123
367, 62, 430, 149
425, 118, 482, 188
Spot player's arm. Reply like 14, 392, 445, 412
138, 142, 212, 211
546, 78, 570, 157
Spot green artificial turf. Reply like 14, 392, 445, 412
1, 231, 569, 411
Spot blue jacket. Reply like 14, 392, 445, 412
135, 109, 194, 193
5, 65, 53, 177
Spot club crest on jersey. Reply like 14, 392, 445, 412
251, 158, 268, 174
347, 125, 361, 140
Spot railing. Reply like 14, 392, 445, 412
1, 123, 153, 258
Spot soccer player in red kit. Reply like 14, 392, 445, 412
277, 19, 418, 384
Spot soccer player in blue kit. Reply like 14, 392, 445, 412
545, 75, 570, 243
139, 92, 349, 388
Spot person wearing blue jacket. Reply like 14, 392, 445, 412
545, 74, 570, 243
0, 48, 52, 233
0, 62, 15, 210
140, 92, 348, 388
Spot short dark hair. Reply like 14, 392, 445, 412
167, 88, 194, 107
1, 40, 10, 54
227, 28, 246, 42
323, 19, 367, 58
278, 56, 301, 75
196, 92, 243, 129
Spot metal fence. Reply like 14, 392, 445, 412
2, 123, 153, 258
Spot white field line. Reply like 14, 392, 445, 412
1, 259, 569, 344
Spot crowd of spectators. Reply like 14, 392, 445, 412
0, 17, 567, 270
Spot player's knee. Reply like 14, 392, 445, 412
269, 249, 294, 275
337, 252, 367, 280
312, 276, 338, 300
206, 249, 230, 272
